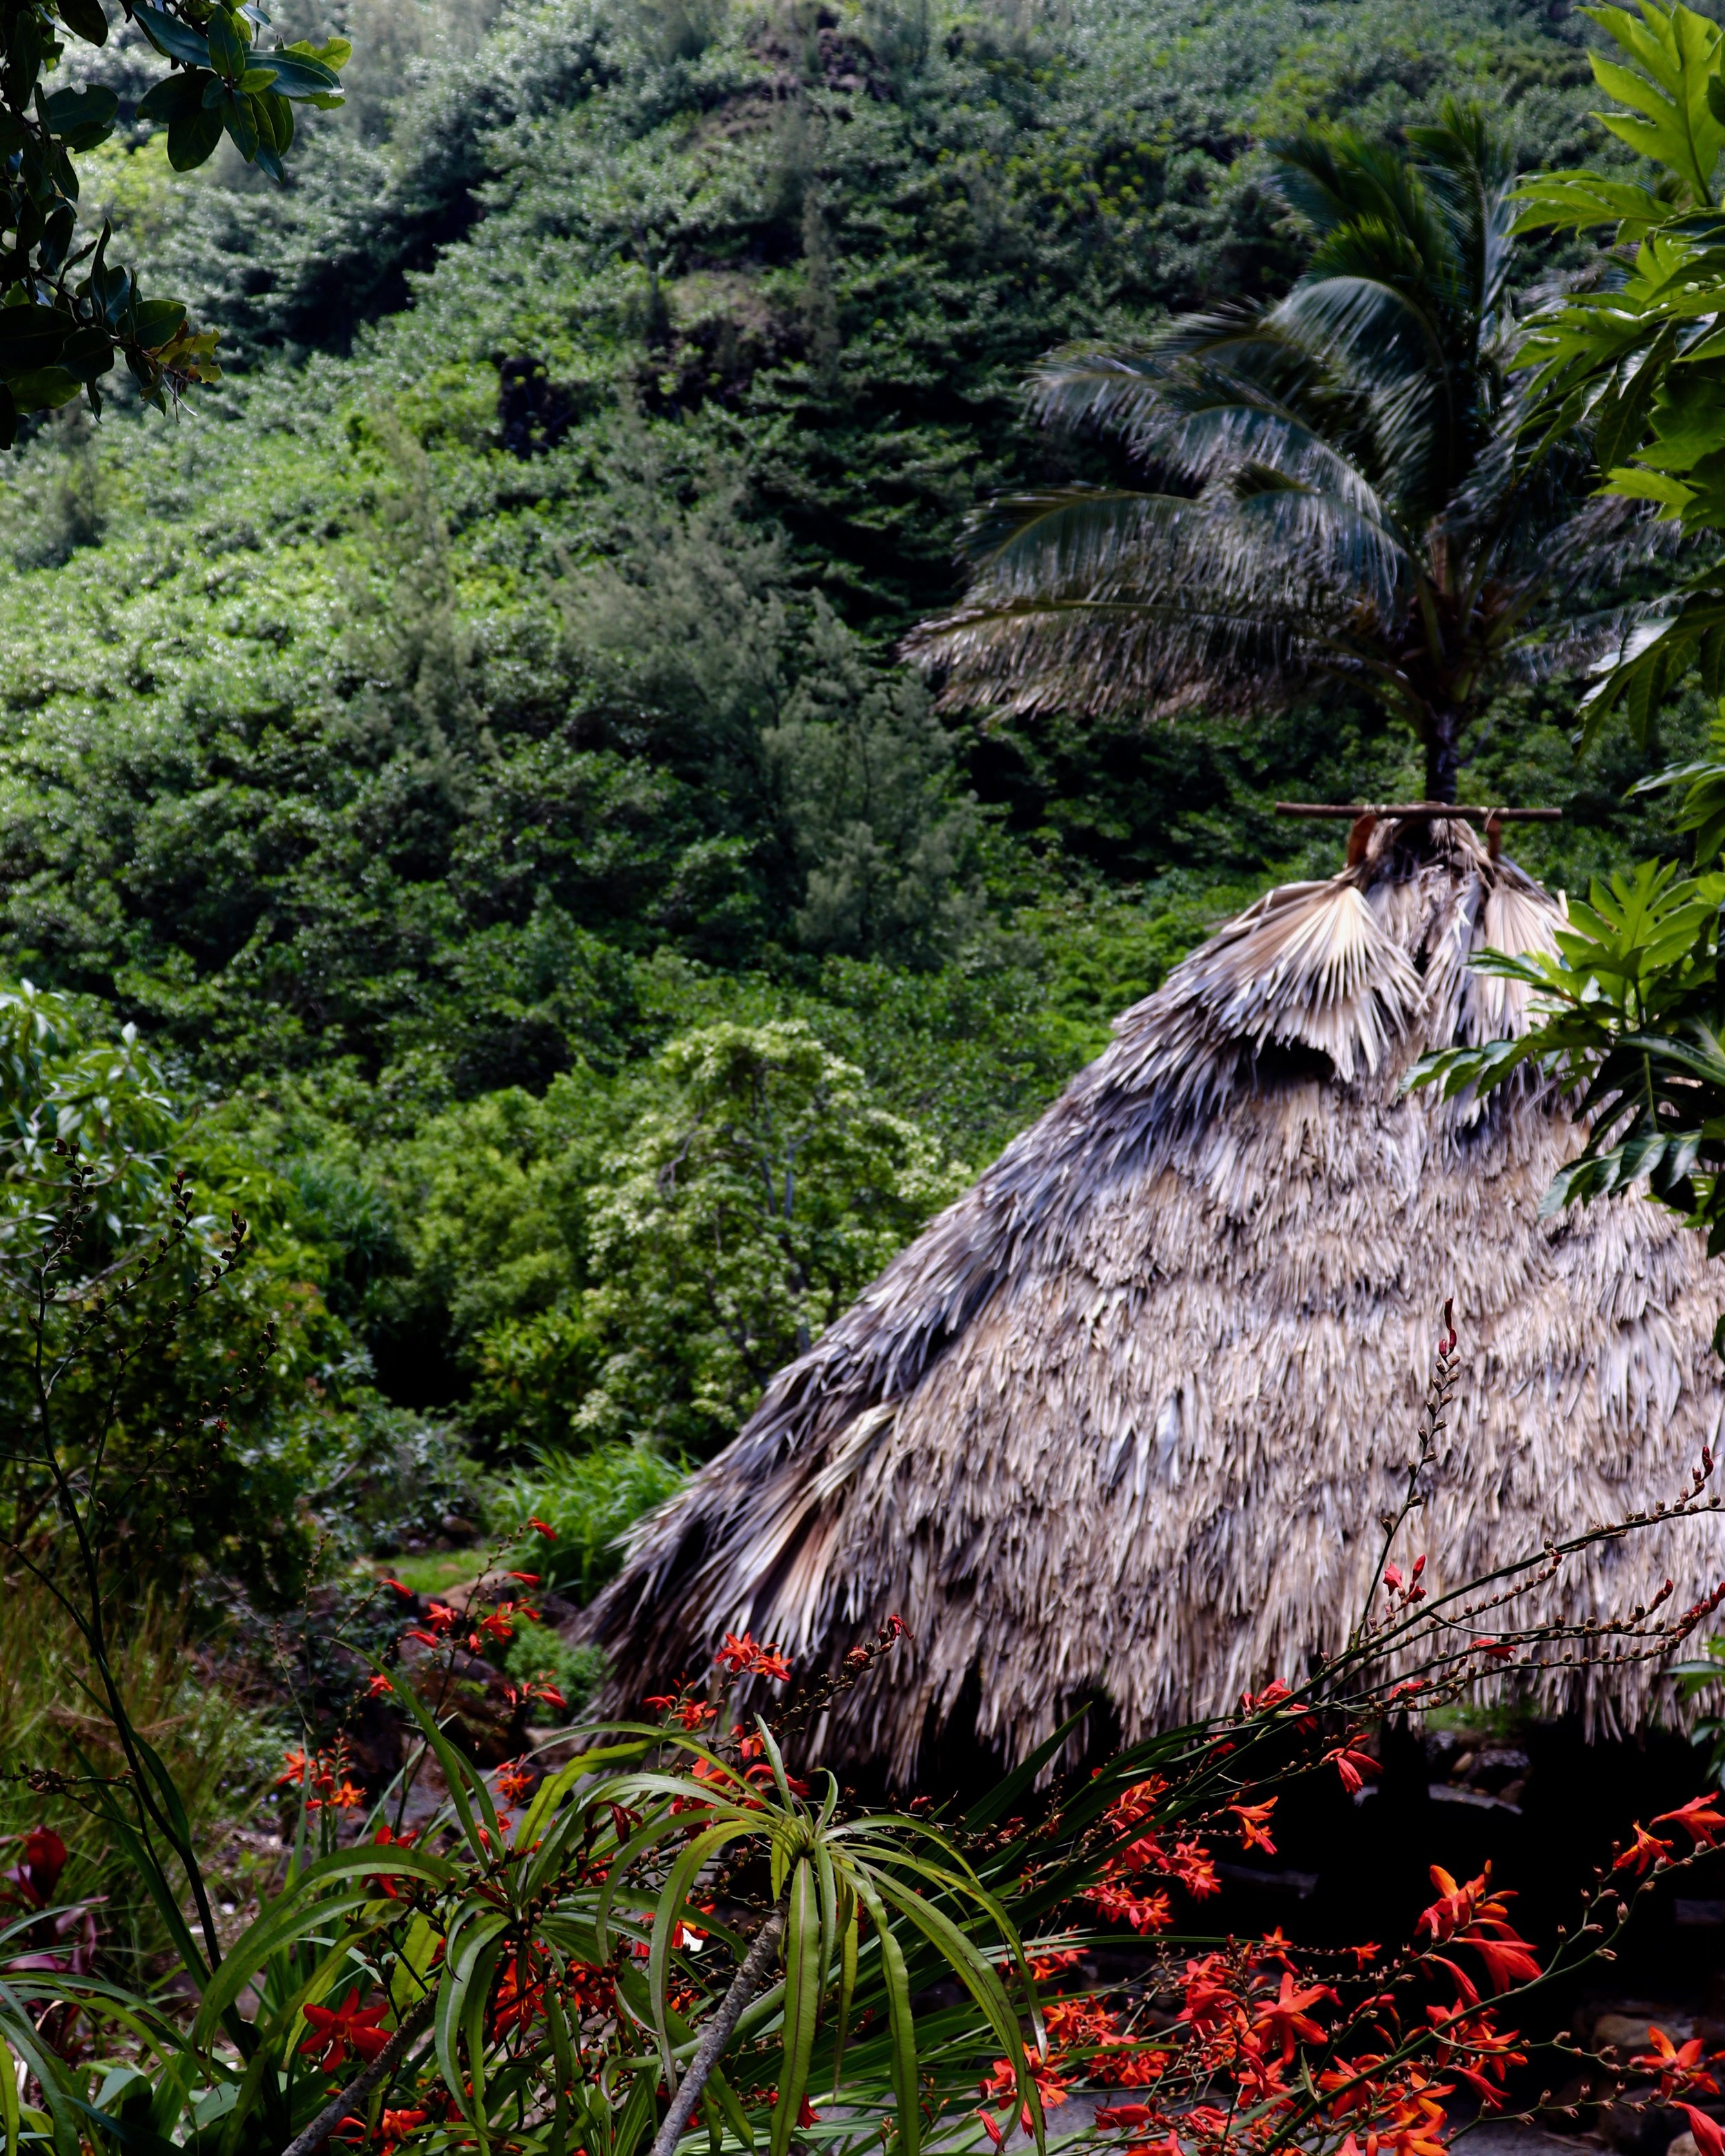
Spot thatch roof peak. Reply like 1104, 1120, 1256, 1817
589, 822, 1725, 1781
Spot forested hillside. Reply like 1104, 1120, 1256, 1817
0, 0, 1705, 1574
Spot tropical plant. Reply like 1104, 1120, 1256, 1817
908, 99, 1634, 802
1412, 844, 1725, 1240
1412, 5, 1725, 1259
1512, 0, 1725, 737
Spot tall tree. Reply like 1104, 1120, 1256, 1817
907, 100, 1637, 802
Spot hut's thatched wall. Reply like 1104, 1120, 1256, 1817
587, 818, 1725, 1780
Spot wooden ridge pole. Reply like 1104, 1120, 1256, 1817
1272, 802, 1562, 822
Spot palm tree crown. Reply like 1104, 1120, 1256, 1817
907, 100, 1631, 803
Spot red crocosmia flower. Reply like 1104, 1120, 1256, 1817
337, 2108, 428, 2148
1417, 1865, 1490, 1944
311, 1779, 365, 1812
1228, 1799, 1277, 1855
495, 1760, 535, 1806
426, 1603, 457, 1634
473, 1608, 516, 1645
1631, 2028, 1719, 2098
1166, 1839, 1220, 1898
1324, 1744, 1379, 1795
379, 1577, 413, 1596
403, 1630, 444, 1649
1085, 1883, 1174, 1934
1095, 2105, 1157, 2132
753, 1648, 793, 1683
275, 1749, 309, 1789
1655, 1796, 1725, 1848
1470, 1636, 1516, 1661
1251, 1972, 1337, 2063
299, 1990, 391, 2073
1615, 1824, 1673, 1877
1105, 1777, 1170, 1831
369, 1824, 417, 1899
975, 2111, 1005, 2150
365, 1674, 395, 1698
716, 1631, 765, 1672
1468, 1935, 1540, 1992
508, 1572, 540, 1585
528, 1517, 557, 1538
1679, 2107, 1725, 2156
19, 1828, 67, 1905
767, 2094, 820, 2126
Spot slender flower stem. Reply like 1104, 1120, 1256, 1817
647, 1891, 789, 2156
278, 1991, 437, 2156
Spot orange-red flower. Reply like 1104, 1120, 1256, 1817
1325, 1743, 1380, 1796
1630, 2026, 1719, 2098
299, 1990, 391, 2073
337, 2108, 428, 2147
1228, 1799, 1277, 1855
494, 1759, 535, 1806
1678, 2106, 1725, 2156
1085, 1883, 1174, 1934
1250, 1971, 1335, 2063
1654, 1796, 1725, 1849
368, 1824, 417, 1899
1614, 1824, 1674, 1877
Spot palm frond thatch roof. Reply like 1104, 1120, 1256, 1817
587, 818, 1725, 1781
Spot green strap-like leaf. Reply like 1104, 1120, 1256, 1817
771, 1861, 820, 2156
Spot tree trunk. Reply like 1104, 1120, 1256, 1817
1424, 717, 1461, 804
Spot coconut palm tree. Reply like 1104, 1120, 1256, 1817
906, 99, 1644, 803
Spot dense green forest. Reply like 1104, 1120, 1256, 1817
0, 0, 1710, 1592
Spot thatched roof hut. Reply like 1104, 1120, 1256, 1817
589, 816, 1725, 1780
